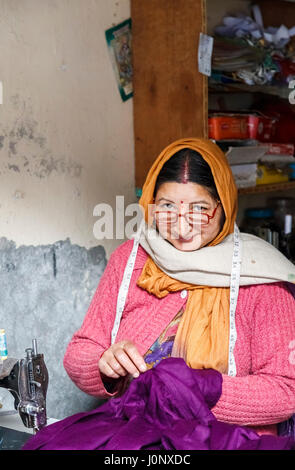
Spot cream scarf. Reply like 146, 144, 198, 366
138, 221, 295, 287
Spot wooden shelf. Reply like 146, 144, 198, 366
238, 181, 295, 195
209, 82, 290, 100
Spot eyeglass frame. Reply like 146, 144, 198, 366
154, 201, 221, 226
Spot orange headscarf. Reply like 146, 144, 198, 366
137, 138, 238, 373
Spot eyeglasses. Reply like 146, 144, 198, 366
154, 201, 220, 226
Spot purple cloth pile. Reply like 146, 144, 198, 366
23, 358, 295, 450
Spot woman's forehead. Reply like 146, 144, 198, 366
155, 181, 214, 203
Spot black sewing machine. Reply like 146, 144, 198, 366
0, 339, 49, 433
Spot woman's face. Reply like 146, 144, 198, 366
152, 182, 224, 251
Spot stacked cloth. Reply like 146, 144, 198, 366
23, 358, 295, 450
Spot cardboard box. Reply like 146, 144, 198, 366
257, 143, 294, 156
230, 163, 257, 188
226, 146, 295, 166
256, 164, 289, 185
226, 146, 266, 165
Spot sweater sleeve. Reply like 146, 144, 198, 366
63, 249, 126, 399
211, 282, 295, 426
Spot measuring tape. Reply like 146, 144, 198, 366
111, 220, 144, 345
228, 222, 242, 377
112, 221, 242, 378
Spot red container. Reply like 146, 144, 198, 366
209, 114, 250, 140
208, 113, 277, 142
247, 115, 259, 139
255, 115, 277, 142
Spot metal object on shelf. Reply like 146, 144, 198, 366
258, 227, 280, 249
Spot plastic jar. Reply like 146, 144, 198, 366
288, 163, 295, 180
267, 197, 295, 233
240, 207, 280, 247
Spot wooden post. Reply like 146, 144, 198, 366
131, 0, 207, 189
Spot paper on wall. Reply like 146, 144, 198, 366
198, 33, 214, 76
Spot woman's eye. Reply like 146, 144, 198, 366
161, 203, 175, 210
192, 205, 207, 212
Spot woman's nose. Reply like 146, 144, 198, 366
176, 213, 193, 239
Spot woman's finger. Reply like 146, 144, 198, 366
98, 356, 120, 379
113, 348, 141, 377
124, 343, 147, 373
108, 356, 128, 377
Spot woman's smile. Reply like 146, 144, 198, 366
178, 235, 194, 242
153, 182, 223, 251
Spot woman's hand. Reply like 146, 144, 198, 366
98, 340, 147, 379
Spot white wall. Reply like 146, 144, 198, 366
0, 0, 135, 259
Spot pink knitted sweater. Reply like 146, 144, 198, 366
64, 239, 295, 436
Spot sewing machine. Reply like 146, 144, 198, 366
0, 339, 48, 433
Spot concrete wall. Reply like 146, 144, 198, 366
0, 0, 135, 420
0, 0, 135, 259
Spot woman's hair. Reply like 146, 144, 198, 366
153, 148, 225, 228
154, 148, 219, 199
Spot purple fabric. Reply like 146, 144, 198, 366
22, 358, 295, 450
287, 282, 295, 299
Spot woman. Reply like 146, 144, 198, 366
61, 138, 295, 439
19, 137, 295, 452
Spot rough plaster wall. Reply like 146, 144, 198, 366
0, 0, 134, 420
0, 237, 107, 418
0, 0, 135, 259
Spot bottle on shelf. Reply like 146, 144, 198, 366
240, 208, 280, 249
280, 214, 295, 263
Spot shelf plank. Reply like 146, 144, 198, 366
238, 181, 295, 195
209, 82, 290, 100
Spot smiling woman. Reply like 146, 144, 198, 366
153, 183, 222, 250
66, 138, 295, 435
24, 137, 295, 450
151, 148, 225, 251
